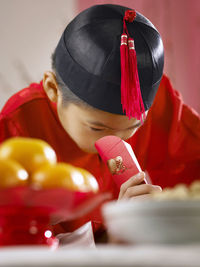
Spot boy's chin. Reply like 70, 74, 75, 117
79, 145, 98, 154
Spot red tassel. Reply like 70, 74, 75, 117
120, 10, 146, 122
128, 38, 146, 121
120, 34, 129, 113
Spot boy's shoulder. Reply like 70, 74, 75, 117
1, 81, 47, 117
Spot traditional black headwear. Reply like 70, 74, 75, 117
54, 4, 164, 118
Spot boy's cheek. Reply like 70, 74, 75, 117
68, 128, 98, 153
80, 135, 100, 153
78, 139, 98, 153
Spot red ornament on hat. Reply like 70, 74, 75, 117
120, 9, 146, 121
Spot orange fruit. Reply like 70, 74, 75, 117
0, 159, 28, 188
0, 137, 57, 174
31, 163, 99, 192
75, 167, 99, 193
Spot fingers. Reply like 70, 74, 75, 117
118, 172, 145, 199
122, 184, 162, 199
131, 193, 151, 201
117, 194, 151, 203
118, 171, 162, 200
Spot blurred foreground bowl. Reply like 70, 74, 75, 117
102, 199, 200, 244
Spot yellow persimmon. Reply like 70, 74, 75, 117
75, 167, 99, 193
0, 159, 28, 188
31, 163, 99, 192
0, 137, 57, 174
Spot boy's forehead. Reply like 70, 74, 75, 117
68, 103, 143, 128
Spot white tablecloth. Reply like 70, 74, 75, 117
1, 244, 200, 267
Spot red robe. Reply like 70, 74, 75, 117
0, 75, 200, 234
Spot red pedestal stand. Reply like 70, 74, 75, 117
0, 207, 58, 247
0, 187, 110, 247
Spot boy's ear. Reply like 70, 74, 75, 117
43, 71, 59, 103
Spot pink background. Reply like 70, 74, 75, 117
78, 0, 200, 113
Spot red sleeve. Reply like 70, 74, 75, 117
0, 115, 21, 143
129, 75, 200, 188
0, 81, 45, 144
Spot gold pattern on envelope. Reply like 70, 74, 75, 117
107, 156, 127, 175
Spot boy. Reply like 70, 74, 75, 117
0, 4, 199, 240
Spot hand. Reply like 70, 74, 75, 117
118, 171, 162, 200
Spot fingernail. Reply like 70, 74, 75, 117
153, 185, 162, 191
136, 171, 145, 179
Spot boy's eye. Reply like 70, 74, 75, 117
89, 127, 104, 132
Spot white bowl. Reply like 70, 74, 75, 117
102, 199, 200, 244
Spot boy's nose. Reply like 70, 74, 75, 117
112, 131, 128, 141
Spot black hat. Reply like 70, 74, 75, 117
54, 4, 164, 117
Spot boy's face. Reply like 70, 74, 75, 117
43, 71, 147, 153
57, 103, 144, 153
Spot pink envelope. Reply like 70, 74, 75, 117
95, 136, 147, 188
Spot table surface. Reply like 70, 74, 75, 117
1, 244, 200, 267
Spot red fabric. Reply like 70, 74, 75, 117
0, 74, 200, 234
129, 75, 200, 187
